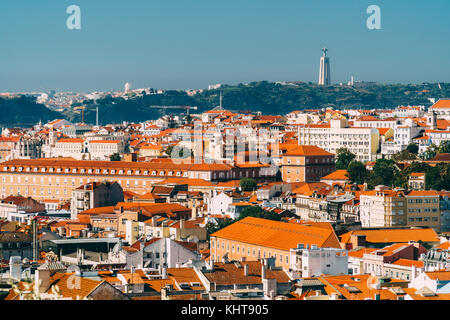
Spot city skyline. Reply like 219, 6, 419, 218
0, 0, 449, 92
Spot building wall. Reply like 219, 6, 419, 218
406, 195, 440, 232
210, 237, 291, 269
281, 155, 335, 183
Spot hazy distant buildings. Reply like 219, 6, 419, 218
318, 48, 331, 86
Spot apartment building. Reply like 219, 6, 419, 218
429, 99, 450, 120
210, 216, 341, 269
408, 173, 426, 190
51, 138, 86, 159
89, 140, 124, 160
297, 119, 380, 161
405, 190, 440, 232
423, 242, 450, 272
281, 145, 335, 183
289, 244, 348, 278
71, 181, 124, 220
0, 159, 269, 201
359, 186, 407, 228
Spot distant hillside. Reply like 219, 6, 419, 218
0, 96, 62, 126
5, 82, 450, 126
67, 82, 448, 125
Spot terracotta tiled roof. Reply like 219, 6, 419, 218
204, 261, 290, 285
321, 170, 349, 181
340, 229, 439, 244
211, 216, 341, 251
425, 270, 450, 281
284, 145, 333, 157
391, 259, 424, 268
431, 99, 450, 109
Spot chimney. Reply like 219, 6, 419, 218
244, 264, 249, 277
35, 269, 52, 294
180, 219, 185, 230
152, 216, 157, 226
162, 267, 167, 280
9, 256, 22, 281
261, 264, 267, 280
330, 293, 339, 300
269, 290, 275, 300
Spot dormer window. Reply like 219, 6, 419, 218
72, 168, 77, 173
65, 168, 70, 173
152, 171, 157, 175
88, 169, 93, 173
34, 168, 38, 172
103, 169, 108, 174
159, 171, 165, 176
135, 170, 140, 175
56, 168, 62, 173
144, 171, 148, 175
80, 169, 85, 173
119, 170, 124, 174
26, 167, 31, 172
41, 168, 46, 172
127, 170, 132, 175
110, 170, 116, 174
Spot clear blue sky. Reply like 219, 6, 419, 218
1, 0, 449, 92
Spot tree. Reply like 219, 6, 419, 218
240, 178, 257, 192
420, 143, 438, 160
406, 143, 419, 154
439, 141, 450, 154
346, 160, 369, 185
206, 219, 235, 239
165, 146, 192, 159
336, 148, 356, 170
370, 159, 399, 187
109, 153, 121, 161
393, 161, 431, 188
239, 206, 281, 221
392, 150, 417, 161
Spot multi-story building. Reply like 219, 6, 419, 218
0, 137, 19, 161
88, 140, 124, 160
0, 158, 273, 201
289, 244, 348, 278
408, 173, 426, 190
210, 216, 341, 269
423, 242, 450, 272
0, 195, 45, 221
429, 99, 450, 120
359, 186, 407, 228
71, 181, 124, 220
405, 190, 440, 232
439, 191, 450, 232
281, 145, 335, 183
51, 138, 87, 159
297, 119, 380, 162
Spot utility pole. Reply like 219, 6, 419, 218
32, 218, 38, 261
